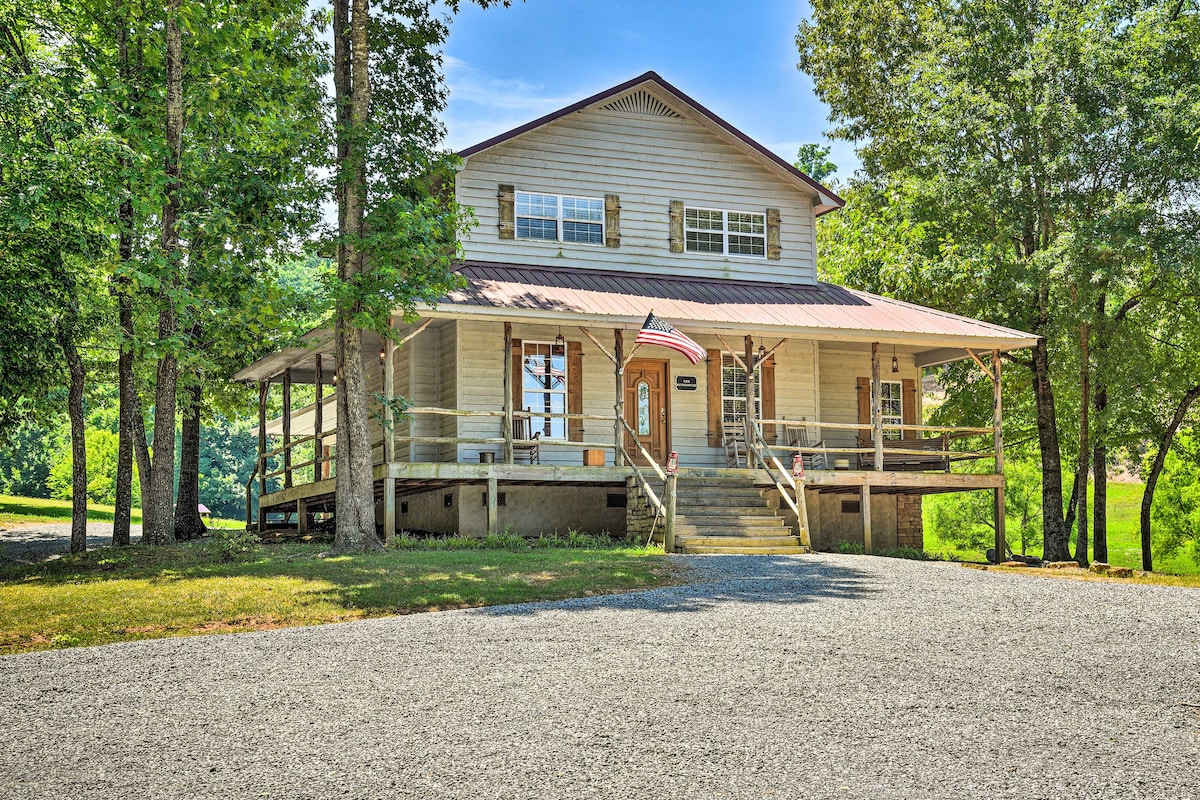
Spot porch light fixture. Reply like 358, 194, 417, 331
379, 347, 386, 365
758, 343, 766, 363
555, 328, 565, 350
891, 345, 900, 374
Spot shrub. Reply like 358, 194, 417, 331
878, 546, 941, 561
833, 540, 865, 555
206, 527, 260, 562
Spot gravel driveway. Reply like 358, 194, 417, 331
0, 523, 139, 562
1, 554, 1197, 799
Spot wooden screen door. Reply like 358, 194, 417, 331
624, 359, 670, 464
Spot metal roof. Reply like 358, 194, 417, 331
437, 262, 1037, 355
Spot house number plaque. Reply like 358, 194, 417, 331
675, 376, 698, 391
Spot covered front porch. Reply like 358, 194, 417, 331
238, 308, 1024, 554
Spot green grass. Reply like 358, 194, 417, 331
925, 481, 1200, 575
0, 495, 143, 527
0, 539, 674, 654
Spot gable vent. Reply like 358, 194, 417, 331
599, 90, 682, 118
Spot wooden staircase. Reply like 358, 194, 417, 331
666, 476, 809, 555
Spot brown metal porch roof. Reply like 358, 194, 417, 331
439, 261, 1037, 355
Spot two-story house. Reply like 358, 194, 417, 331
235, 72, 1036, 556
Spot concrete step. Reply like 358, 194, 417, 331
675, 534, 801, 548
675, 486, 770, 499
679, 545, 811, 555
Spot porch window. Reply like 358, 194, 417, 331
721, 353, 761, 423
515, 191, 604, 245
684, 207, 766, 258
522, 341, 568, 439
880, 380, 902, 439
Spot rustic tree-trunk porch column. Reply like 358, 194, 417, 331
314, 354, 324, 481
282, 368, 293, 488
257, 380, 268, 532
382, 322, 397, 543
503, 321, 514, 465
744, 335, 757, 464
613, 329, 625, 467
871, 342, 884, 471
993, 348, 1006, 560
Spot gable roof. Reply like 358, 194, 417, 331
457, 71, 846, 216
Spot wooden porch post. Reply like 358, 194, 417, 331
744, 335, 757, 464
614, 329, 626, 467
486, 475, 499, 534
503, 322, 514, 464
871, 342, 884, 471
993, 349, 1006, 561
314, 355, 324, 482
861, 484, 873, 554
257, 380, 268, 532
663, 472, 678, 552
282, 368, 293, 488
382, 322, 396, 542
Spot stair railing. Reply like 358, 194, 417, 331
750, 419, 811, 547
618, 418, 673, 549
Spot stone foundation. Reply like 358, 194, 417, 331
896, 493, 924, 550
625, 477, 657, 541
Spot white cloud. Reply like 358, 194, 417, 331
441, 58, 582, 151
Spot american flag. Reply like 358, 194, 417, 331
635, 312, 706, 365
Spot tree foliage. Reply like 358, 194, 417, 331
799, 0, 1200, 561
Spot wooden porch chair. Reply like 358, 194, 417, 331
512, 409, 542, 465
722, 421, 748, 468
786, 422, 828, 471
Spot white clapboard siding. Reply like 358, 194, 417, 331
449, 320, 823, 469
458, 106, 818, 284
409, 321, 448, 462
818, 344, 922, 453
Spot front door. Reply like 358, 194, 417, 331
624, 359, 669, 465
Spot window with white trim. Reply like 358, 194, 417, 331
685, 207, 766, 258
721, 353, 762, 423
515, 191, 604, 245
522, 341, 567, 439
880, 380, 902, 439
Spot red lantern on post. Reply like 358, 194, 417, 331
665, 451, 679, 475
792, 453, 806, 479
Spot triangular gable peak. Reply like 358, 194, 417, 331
458, 71, 844, 216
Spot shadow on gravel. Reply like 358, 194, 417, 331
477, 555, 877, 617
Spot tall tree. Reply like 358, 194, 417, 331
799, 0, 1200, 560
326, 0, 503, 552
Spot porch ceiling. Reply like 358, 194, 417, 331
435, 262, 1037, 356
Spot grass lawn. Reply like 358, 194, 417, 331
0, 495, 143, 527
925, 481, 1200, 576
0, 539, 675, 655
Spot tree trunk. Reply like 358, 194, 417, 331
174, 381, 206, 540
331, 0, 383, 552
1140, 384, 1200, 572
113, 194, 135, 548
1093, 440, 1108, 563
1075, 323, 1089, 565
1031, 337, 1070, 561
144, 0, 183, 546
60, 330, 87, 555
132, 388, 152, 515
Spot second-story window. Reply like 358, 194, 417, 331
684, 207, 766, 258
516, 191, 605, 245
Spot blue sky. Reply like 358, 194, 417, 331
441, 0, 858, 183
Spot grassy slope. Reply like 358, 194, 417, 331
0, 541, 674, 655
925, 482, 1200, 575
0, 495, 143, 527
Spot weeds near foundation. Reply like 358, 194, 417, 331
387, 528, 622, 552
